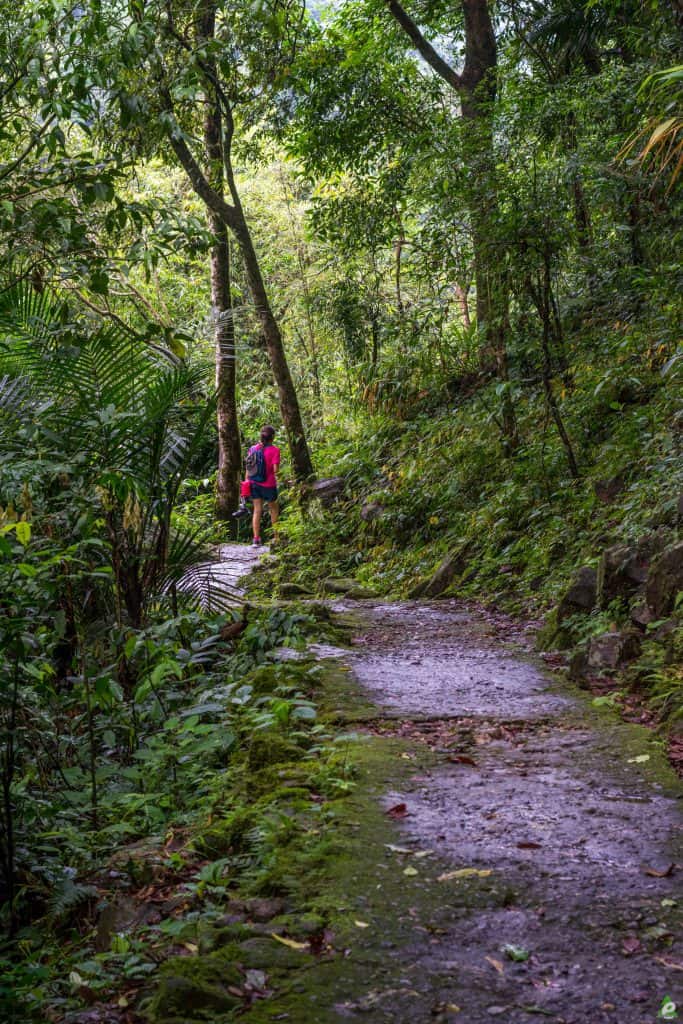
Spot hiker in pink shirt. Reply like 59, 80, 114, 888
245, 425, 280, 547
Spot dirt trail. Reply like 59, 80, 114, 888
301, 599, 682, 1024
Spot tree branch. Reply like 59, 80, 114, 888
157, 84, 238, 230
385, 0, 463, 93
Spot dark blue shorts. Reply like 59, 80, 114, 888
250, 484, 278, 502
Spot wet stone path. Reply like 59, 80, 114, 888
313, 599, 682, 1024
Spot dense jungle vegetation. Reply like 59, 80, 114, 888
0, 0, 681, 1019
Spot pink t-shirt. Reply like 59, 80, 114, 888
255, 443, 280, 488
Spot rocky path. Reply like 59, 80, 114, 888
278, 599, 682, 1024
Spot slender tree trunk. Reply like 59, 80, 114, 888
160, 11, 314, 482
526, 262, 579, 480
224, 157, 314, 480
386, 0, 518, 452
454, 283, 471, 327
201, 98, 241, 518
278, 168, 325, 419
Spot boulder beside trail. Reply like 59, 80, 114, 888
645, 541, 683, 618
587, 630, 641, 672
322, 578, 377, 599
557, 566, 597, 622
410, 541, 473, 599
307, 477, 346, 506
597, 529, 673, 608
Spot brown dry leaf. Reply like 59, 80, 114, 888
447, 754, 477, 766
654, 956, 683, 971
621, 936, 642, 956
270, 933, 308, 951
517, 841, 542, 850
643, 863, 675, 877
386, 802, 409, 819
485, 956, 504, 975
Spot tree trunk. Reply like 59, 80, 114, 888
386, 0, 518, 452
196, 3, 241, 519
200, 88, 241, 519
223, 156, 314, 480
161, 9, 314, 483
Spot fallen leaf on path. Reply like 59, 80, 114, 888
626, 754, 650, 763
386, 802, 409, 819
432, 1002, 461, 1015
413, 849, 433, 858
447, 754, 477, 766
438, 868, 493, 881
485, 956, 504, 975
354, 920, 369, 928
644, 863, 675, 877
403, 866, 418, 876
654, 955, 683, 971
182, 942, 198, 953
621, 936, 642, 956
385, 843, 413, 854
502, 944, 530, 962
517, 841, 542, 850
270, 933, 308, 951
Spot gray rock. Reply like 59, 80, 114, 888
308, 477, 345, 506
597, 545, 643, 606
243, 897, 287, 923
344, 586, 378, 599
278, 582, 313, 597
630, 601, 654, 630
646, 541, 683, 617
421, 541, 473, 599
557, 567, 597, 622
360, 501, 384, 522
568, 646, 590, 684
587, 630, 641, 671
597, 531, 673, 608
321, 577, 358, 595
408, 580, 428, 599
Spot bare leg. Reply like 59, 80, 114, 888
252, 498, 263, 541
269, 500, 280, 539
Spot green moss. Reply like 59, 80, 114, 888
247, 732, 302, 771
194, 807, 258, 858
237, 935, 314, 970
146, 951, 243, 1022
